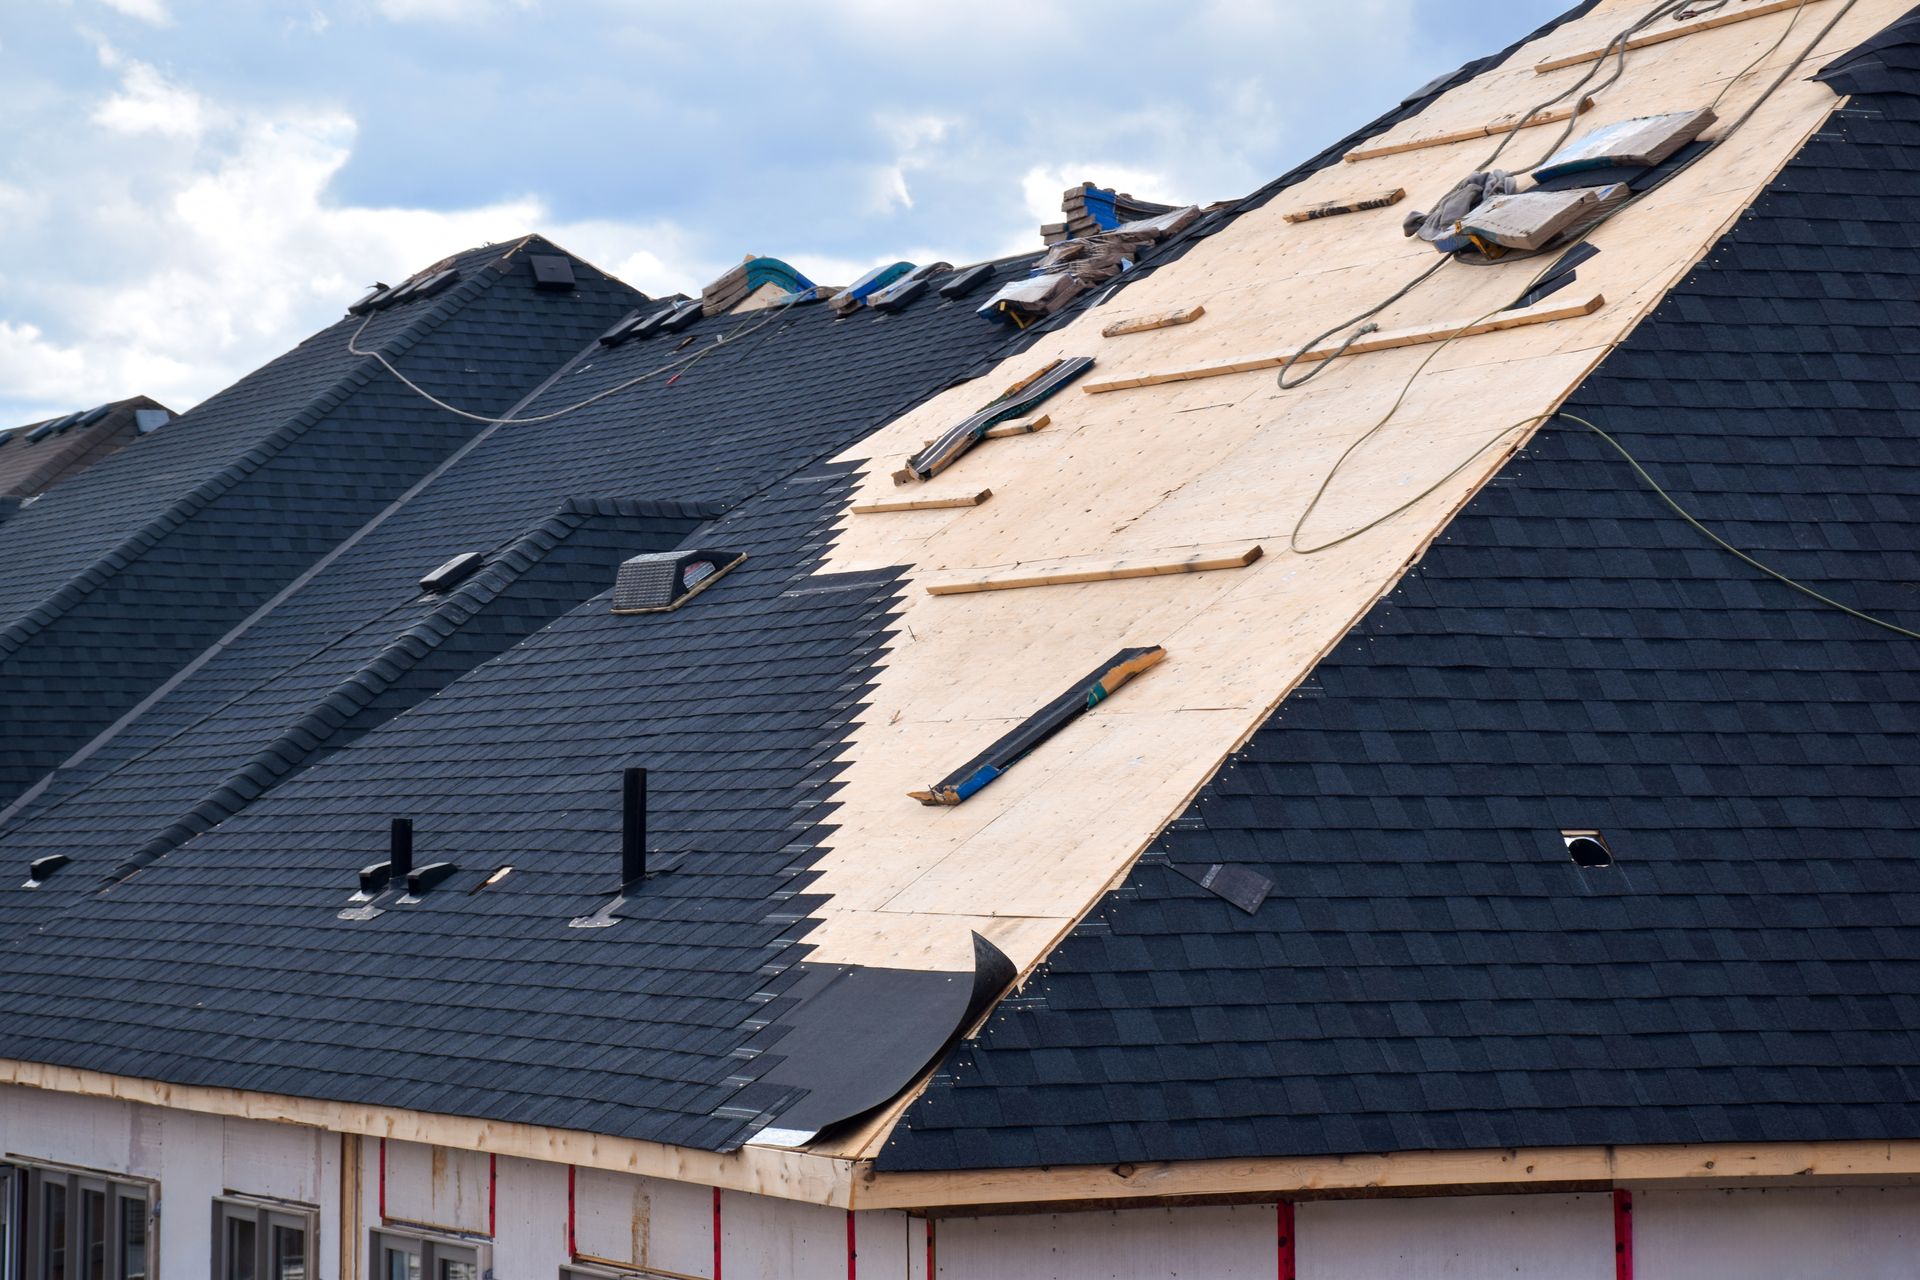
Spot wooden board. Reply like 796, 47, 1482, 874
852, 490, 991, 514
1102, 305, 1206, 337
1282, 188, 1407, 223
983, 414, 1049, 438
926, 544, 1262, 596
1080, 293, 1606, 394
1343, 97, 1592, 162
1535, 0, 1822, 74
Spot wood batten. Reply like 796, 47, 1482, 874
1282, 188, 1407, 224
1082, 293, 1606, 394
1535, 0, 1825, 75
925, 544, 1262, 596
1343, 97, 1593, 162
1102, 305, 1207, 337
983, 414, 1050, 438
852, 490, 993, 515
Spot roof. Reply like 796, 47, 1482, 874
880, 10, 1920, 1171
3, 0, 1917, 1181
0, 237, 645, 809
0, 397, 172, 504
0, 248, 1109, 1148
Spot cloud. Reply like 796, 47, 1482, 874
97, 0, 172, 25
92, 59, 211, 138
373, 0, 534, 20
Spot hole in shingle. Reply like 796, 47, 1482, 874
473, 865, 514, 893
1562, 829, 1614, 868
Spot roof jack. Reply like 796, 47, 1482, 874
911, 646, 1166, 806
570, 768, 684, 928
21, 853, 69, 889
893, 356, 1093, 485
340, 817, 459, 917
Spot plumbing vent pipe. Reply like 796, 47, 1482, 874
390, 818, 413, 883
622, 767, 647, 889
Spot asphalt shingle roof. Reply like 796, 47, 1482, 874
878, 43, 1920, 1172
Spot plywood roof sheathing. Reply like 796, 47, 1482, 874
1535, 0, 1828, 75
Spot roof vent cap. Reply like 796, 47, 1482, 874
611, 549, 745, 614
23, 853, 69, 888
1562, 829, 1614, 868
530, 254, 577, 291
419, 551, 486, 594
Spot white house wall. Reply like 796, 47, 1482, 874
7, 1088, 1920, 1278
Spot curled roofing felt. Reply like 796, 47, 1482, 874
880, 30, 1920, 1172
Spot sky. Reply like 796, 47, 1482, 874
0, 0, 1570, 424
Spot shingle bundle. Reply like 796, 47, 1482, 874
1042, 181, 1181, 246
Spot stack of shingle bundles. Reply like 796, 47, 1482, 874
981, 203, 1202, 327
701, 259, 754, 316
1041, 181, 1181, 245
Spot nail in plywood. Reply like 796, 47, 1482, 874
1102, 305, 1207, 338
1535, 0, 1820, 74
852, 490, 992, 515
1082, 293, 1606, 394
1343, 97, 1593, 162
983, 414, 1049, 439
1282, 188, 1407, 224
927, 543, 1262, 596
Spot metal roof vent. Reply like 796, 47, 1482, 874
134, 408, 171, 434
420, 552, 486, 593
1563, 829, 1614, 868
22, 853, 69, 889
940, 263, 996, 300
658, 298, 705, 333
530, 254, 577, 291
611, 549, 745, 615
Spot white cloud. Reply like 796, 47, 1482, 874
92, 59, 211, 138
373, 0, 534, 21
98, 0, 172, 25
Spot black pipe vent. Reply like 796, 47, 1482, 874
611, 549, 745, 615
390, 818, 413, 881
420, 551, 486, 594
23, 853, 69, 888
622, 767, 647, 889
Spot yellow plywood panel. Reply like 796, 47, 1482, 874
787, 0, 1904, 999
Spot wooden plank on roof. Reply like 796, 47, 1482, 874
1535, 0, 1818, 74
1081, 292, 1606, 394
1282, 188, 1407, 223
983, 414, 1050, 439
1102, 305, 1207, 337
1343, 97, 1593, 162
927, 543, 1262, 596
852, 490, 992, 514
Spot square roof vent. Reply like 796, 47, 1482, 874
530, 254, 577, 291
611, 549, 745, 615
134, 408, 171, 434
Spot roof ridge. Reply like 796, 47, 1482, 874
0, 259, 511, 665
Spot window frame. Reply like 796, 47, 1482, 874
2, 1160, 154, 1280
212, 1196, 317, 1280
370, 1229, 486, 1280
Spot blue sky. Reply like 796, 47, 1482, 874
0, 0, 1568, 422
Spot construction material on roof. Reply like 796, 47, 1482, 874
1169, 859, 1273, 914
909, 646, 1166, 806
894, 356, 1093, 483
1403, 169, 1518, 249
701, 256, 817, 315
1532, 107, 1718, 181
1042, 182, 1181, 246
751, 933, 1016, 1146
830, 262, 914, 316
530, 254, 578, 291
1082, 292, 1605, 393
1508, 241, 1600, 309
870, 262, 953, 313
419, 551, 486, 593
851, 489, 992, 515
982, 413, 1048, 438
1345, 97, 1593, 161
1283, 188, 1407, 223
658, 298, 705, 333
982, 208, 1199, 328
1458, 183, 1629, 254
926, 543, 1263, 596
609, 549, 745, 614
1102, 305, 1206, 338
1536, 0, 1818, 74
977, 272, 1088, 328
939, 264, 996, 300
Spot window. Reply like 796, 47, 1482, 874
215, 1199, 315, 1280
0, 1163, 151, 1280
371, 1231, 483, 1280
